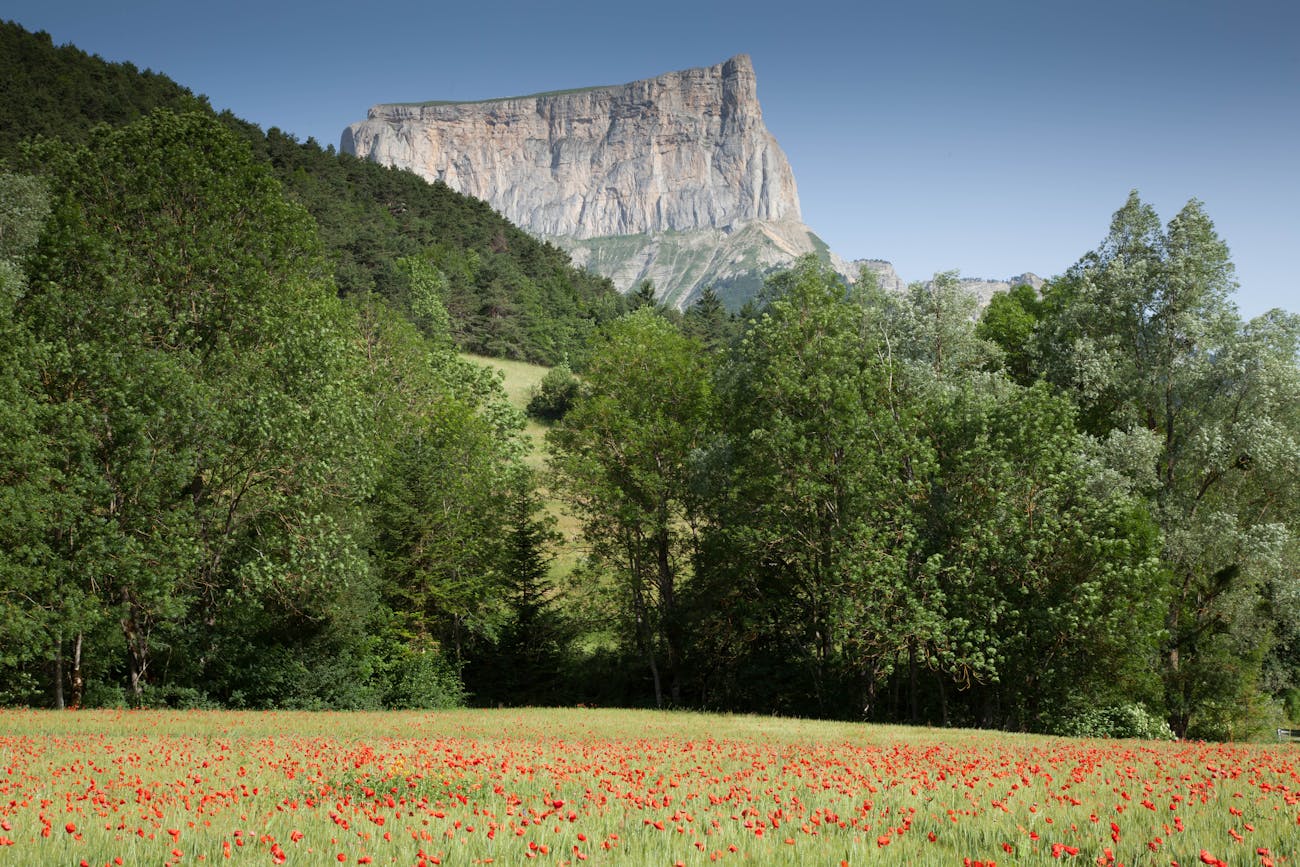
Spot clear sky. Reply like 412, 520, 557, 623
7, 0, 1298, 317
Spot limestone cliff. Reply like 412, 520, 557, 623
342, 55, 800, 240
845, 260, 1044, 305
343, 58, 1031, 310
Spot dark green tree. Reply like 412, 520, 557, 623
975, 282, 1044, 384
526, 364, 582, 423
699, 259, 929, 716
683, 285, 733, 353
548, 309, 715, 707
16, 111, 376, 706
0, 173, 69, 704
629, 280, 659, 310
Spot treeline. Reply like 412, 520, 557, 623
0, 21, 625, 367
0, 111, 564, 709
542, 200, 1300, 739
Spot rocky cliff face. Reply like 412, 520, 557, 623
343, 59, 1032, 310
556, 220, 851, 310
342, 55, 800, 240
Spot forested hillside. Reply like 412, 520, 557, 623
0, 21, 625, 366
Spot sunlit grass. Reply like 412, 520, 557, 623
462, 354, 585, 573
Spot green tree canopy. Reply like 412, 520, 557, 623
1032, 192, 1300, 737
15, 111, 375, 706
548, 308, 715, 707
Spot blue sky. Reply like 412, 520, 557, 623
8, 0, 1298, 317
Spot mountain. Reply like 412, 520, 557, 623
343, 55, 847, 308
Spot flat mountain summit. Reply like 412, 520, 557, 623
343, 56, 1034, 308
343, 55, 799, 239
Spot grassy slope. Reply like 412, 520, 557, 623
462, 354, 584, 571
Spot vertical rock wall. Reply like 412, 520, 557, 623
341, 55, 802, 240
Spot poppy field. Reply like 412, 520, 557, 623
0, 709, 1296, 866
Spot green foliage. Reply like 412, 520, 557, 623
699, 257, 928, 716
549, 309, 715, 707
380, 645, 468, 710
12, 110, 376, 706
975, 281, 1043, 383
1283, 689, 1300, 725
0, 21, 211, 167
0, 21, 625, 368
1032, 191, 1300, 737
692, 259, 1165, 727
526, 364, 581, 422
683, 286, 735, 353
0, 173, 61, 690
628, 280, 659, 310
1053, 703, 1176, 741
357, 295, 532, 662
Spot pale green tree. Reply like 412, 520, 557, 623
1033, 192, 1300, 737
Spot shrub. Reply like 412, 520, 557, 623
526, 364, 581, 422
1055, 703, 1176, 740
384, 648, 466, 709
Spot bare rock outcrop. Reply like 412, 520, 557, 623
846, 260, 1044, 306
342, 55, 800, 240
343, 58, 1035, 310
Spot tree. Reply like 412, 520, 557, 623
683, 285, 732, 352
975, 281, 1043, 384
1033, 192, 1300, 737
694, 260, 1165, 728
16, 111, 376, 706
917, 380, 1166, 730
355, 292, 533, 678
0, 173, 67, 704
698, 258, 929, 716
548, 309, 715, 707
629, 280, 659, 310
526, 364, 582, 423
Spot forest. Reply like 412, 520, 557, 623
1, 21, 1298, 740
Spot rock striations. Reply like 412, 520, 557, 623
343, 55, 799, 241
343, 55, 838, 307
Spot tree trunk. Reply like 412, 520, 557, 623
889, 653, 902, 720
122, 591, 150, 706
70, 632, 84, 710
908, 639, 919, 724
52, 634, 65, 710
859, 666, 877, 721
625, 539, 663, 709
655, 523, 681, 706
937, 669, 949, 728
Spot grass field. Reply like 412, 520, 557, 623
1, 707, 1296, 866
461, 353, 553, 471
